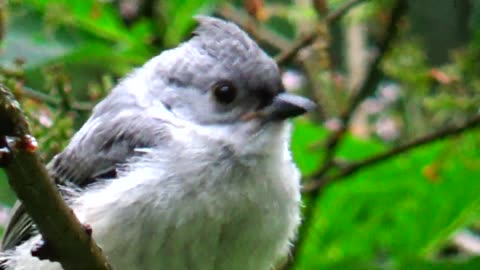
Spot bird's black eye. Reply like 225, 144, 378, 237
212, 81, 237, 104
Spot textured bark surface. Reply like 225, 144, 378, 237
0, 84, 112, 270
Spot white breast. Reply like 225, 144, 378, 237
2, 123, 301, 270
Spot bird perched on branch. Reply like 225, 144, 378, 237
0, 16, 314, 270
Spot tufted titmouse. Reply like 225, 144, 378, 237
0, 16, 315, 270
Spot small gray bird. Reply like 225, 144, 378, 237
0, 16, 314, 270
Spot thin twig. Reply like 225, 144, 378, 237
19, 86, 94, 111
326, 0, 367, 22
275, 0, 368, 65
313, 0, 407, 180
54, 74, 73, 113
0, 64, 93, 111
303, 113, 480, 192
0, 84, 112, 270
280, 1, 408, 269
217, 3, 291, 52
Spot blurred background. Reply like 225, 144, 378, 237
1, 0, 480, 269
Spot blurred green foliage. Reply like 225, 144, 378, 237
1, 0, 480, 269
296, 131, 480, 269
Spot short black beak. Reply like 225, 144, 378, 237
262, 93, 316, 121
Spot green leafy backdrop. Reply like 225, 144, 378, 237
1, 0, 480, 269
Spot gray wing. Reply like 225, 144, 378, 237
1, 87, 170, 250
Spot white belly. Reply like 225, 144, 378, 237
2, 125, 301, 270
81, 157, 300, 270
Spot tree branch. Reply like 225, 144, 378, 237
217, 3, 291, 52
18, 85, 94, 111
303, 113, 480, 192
280, 1, 408, 269
275, 0, 369, 65
326, 0, 368, 22
0, 84, 112, 270
313, 0, 407, 180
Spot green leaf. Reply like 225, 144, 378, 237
161, 0, 220, 47
22, 0, 133, 43
291, 119, 327, 176
296, 130, 480, 269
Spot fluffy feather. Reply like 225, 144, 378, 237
0, 17, 303, 270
